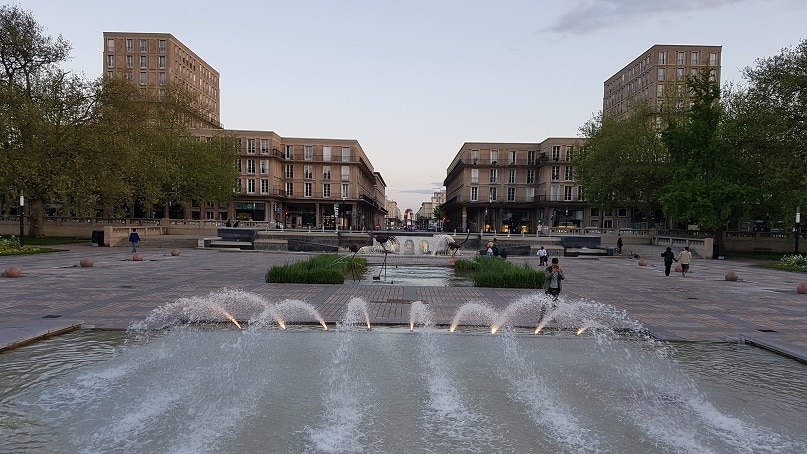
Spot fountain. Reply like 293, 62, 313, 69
1, 290, 806, 453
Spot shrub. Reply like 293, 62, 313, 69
780, 254, 807, 269
266, 254, 367, 284
456, 255, 546, 289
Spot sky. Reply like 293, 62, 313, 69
21, 0, 807, 212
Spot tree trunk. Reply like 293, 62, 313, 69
27, 200, 47, 238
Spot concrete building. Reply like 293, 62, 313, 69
190, 129, 387, 230
603, 44, 722, 117
442, 139, 587, 234
103, 32, 221, 129
385, 198, 401, 229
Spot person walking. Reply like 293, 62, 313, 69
545, 257, 564, 300
537, 245, 548, 266
129, 230, 141, 253
660, 246, 678, 276
677, 246, 693, 277
617, 236, 623, 255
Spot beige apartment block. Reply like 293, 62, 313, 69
603, 44, 722, 117
103, 32, 221, 129
442, 139, 587, 234
190, 129, 387, 230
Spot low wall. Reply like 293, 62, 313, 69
654, 236, 714, 259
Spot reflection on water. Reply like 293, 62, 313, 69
358, 265, 473, 286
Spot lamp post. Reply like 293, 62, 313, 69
796, 207, 801, 255
19, 193, 24, 247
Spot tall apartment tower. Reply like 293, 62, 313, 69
603, 44, 722, 117
102, 32, 221, 129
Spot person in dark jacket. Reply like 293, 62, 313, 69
661, 246, 678, 276
129, 230, 140, 253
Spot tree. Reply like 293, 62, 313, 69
576, 101, 669, 227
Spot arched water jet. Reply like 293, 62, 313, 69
341, 297, 371, 330
490, 295, 551, 334
449, 302, 500, 332
256, 299, 328, 331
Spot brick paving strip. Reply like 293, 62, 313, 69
1, 243, 806, 361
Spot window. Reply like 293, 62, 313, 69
565, 166, 573, 181
205, 211, 215, 220
285, 164, 293, 178
304, 182, 312, 198
237, 179, 242, 193
507, 187, 515, 202
323, 183, 331, 198
341, 147, 350, 162
261, 179, 269, 194
564, 186, 573, 201
527, 169, 535, 184
286, 182, 294, 196
470, 168, 479, 184
246, 159, 255, 174
126, 55, 133, 68
304, 165, 313, 179
247, 139, 256, 154
489, 168, 498, 183
341, 166, 350, 180
158, 72, 165, 84
566, 146, 573, 161
470, 187, 478, 201
658, 51, 667, 64
323, 165, 331, 180
471, 149, 479, 164
656, 84, 664, 96
260, 159, 268, 174
528, 150, 536, 165
285, 145, 293, 159
140, 55, 147, 68
139, 72, 147, 85
510, 150, 517, 165
236, 159, 242, 172
677, 51, 685, 65
525, 187, 535, 200
618, 208, 628, 217
710, 52, 718, 66
260, 139, 269, 154
247, 179, 255, 194
709, 69, 717, 81
489, 187, 497, 202
304, 145, 313, 160
490, 149, 498, 164
126, 39, 133, 52
158, 56, 165, 69
657, 67, 666, 81
341, 184, 349, 199
159, 39, 166, 53
677, 68, 685, 81
106, 55, 115, 67
590, 207, 600, 217
107, 39, 115, 51
551, 166, 560, 181
323, 146, 331, 161
508, 169, 516, 184
140, 39, 147, 52
552, 145, 560, 161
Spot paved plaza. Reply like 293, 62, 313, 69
1, 241, 806, 361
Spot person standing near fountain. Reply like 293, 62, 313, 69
545, 257, 564, 299
537, 245, 548, 266
677, 246, 693, 277
661, 246, 678, 276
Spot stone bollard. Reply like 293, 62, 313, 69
725, 271, 739, 281
798, 282, 807, 294
80, 258, 94, 268
170, 249, 181, 257
133, 253, 144, 261
3, 266, 22, 278
638, 259, 648, 266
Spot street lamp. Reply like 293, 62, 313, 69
796, 207, 801, 255
19, 193, 24, 247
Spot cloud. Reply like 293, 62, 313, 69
547, 0, 748, 35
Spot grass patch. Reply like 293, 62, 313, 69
454, 255, 546, 288
266, 254, 367, 284
0, 236, 67, 256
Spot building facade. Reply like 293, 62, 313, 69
190, 129, 387, 230
103, 32, 221, 129
442, 139, 587, 234
603, 44, 722, 117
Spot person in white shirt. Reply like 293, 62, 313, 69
677, 246, 693, 277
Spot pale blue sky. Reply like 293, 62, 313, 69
22, 0, 807, 211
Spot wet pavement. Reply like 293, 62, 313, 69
1, 241, 806, 361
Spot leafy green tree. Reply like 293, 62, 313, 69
577, 101, 669, 226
